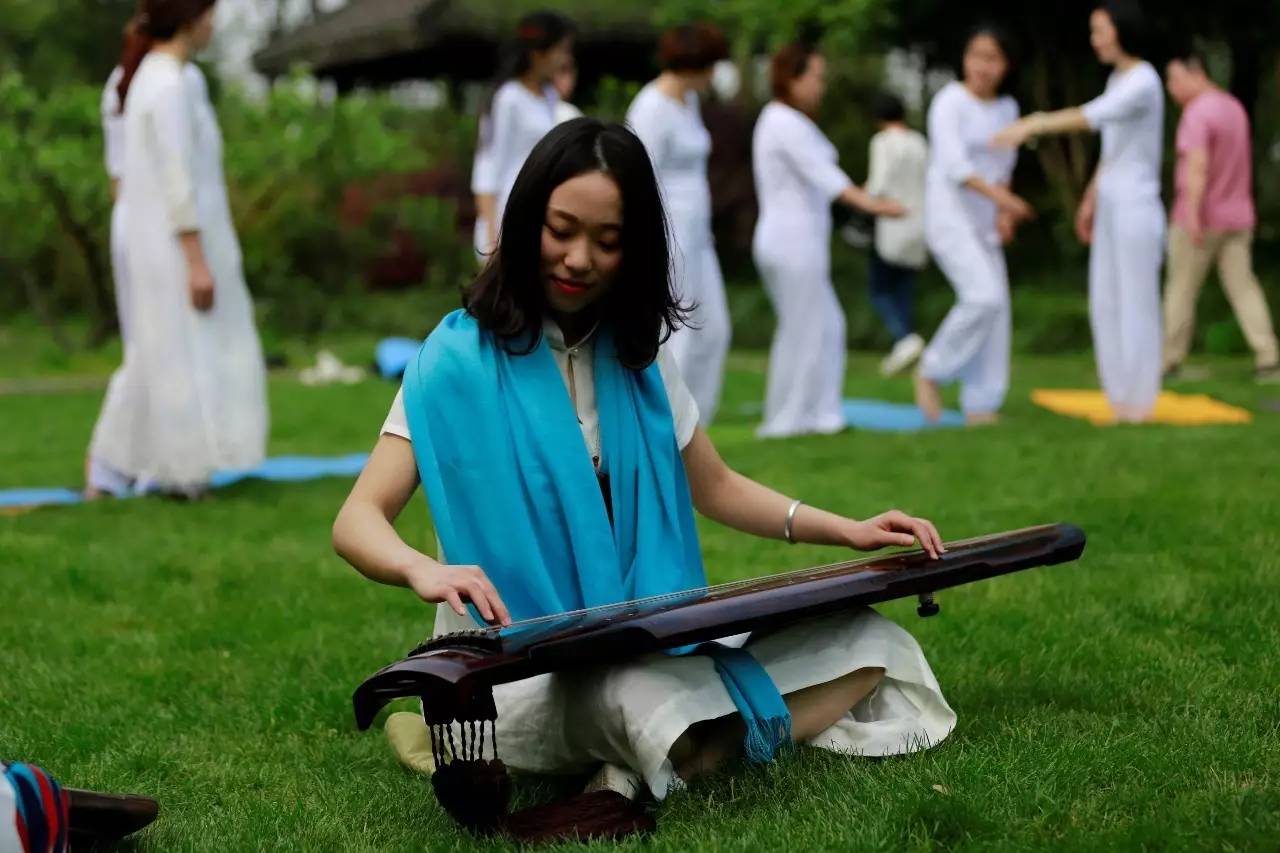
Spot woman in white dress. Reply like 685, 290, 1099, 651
752, 43, 905, 438
88, 0, 267, 497
333, 119, 954, 804
472, 12, 575, 258
994, 1, 1165, 422
626, 23, 732, 426
913, 26, 1034, 426
85, 63, 133, 497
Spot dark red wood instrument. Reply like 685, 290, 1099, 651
351, 523, 1085, 839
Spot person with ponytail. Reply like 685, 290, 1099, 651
751, 43, 905, 438
87, 0, 267, 499
625, 23, 732, 426
472, 11, 575, 258
994, 1, 1165, 422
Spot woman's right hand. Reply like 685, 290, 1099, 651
189, 261, 215, 311
995, 189, 1035, 224
869, 198, 907, 218
1074, 194, 1096, 245
405, 561, 512, 626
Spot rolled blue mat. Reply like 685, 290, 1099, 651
375, 337, 421, 380
843, 398, 964, 432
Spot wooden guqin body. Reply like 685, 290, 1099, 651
353, 523, 1086, 729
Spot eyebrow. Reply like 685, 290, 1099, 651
548, 206, 622, 231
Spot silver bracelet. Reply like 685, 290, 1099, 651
784, 499, 803, 545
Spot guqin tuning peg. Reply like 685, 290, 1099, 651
916, 593, 939, 618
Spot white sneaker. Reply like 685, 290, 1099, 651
583, 763, 644, 800
880, 333, 925, 377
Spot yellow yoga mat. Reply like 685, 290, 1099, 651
1031, 389, 1252, 426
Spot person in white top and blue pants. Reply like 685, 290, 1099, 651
995, 1, 1165, 422
865, 91, 930, 377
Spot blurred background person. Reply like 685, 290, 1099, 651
914, 26, 1031, 426
553, 60, 584, 124
87, 0, 267, 500
752, 42, 904, 439
626, 22, 731, 424
472, 11, 575, 258
864, 90, 929, 378
1161, 47, 1279, 384
995, 1, 1165, 423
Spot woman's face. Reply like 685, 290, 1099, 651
788, 54, 826, 114
962, 34, 1008, 97
1090, 9, 1122, 65
188, 6, 217, 52
540, 171, 624, 319
533, 37, 575, 84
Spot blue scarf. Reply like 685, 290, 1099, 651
402, 310, 790, 763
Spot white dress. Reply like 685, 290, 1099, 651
89, 53, 267, 489
380, 320, 955, 799
472, 80, 559, 253
87, 68, 136, 495
752, 101, 854, 438
918, 83, 1019, 415
626, 82, 730, 425
1082, 62, 1166, 413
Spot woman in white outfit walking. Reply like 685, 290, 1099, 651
626, 23, 732, 425
913, 26, 1034, 426
752, 43, 905, 438
472, 12, 575, 259
995, 1, 1165, 422
87, 0, 267, 497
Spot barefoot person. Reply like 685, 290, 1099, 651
994, 1, 1165, 422
914, 25, 1032, 425
86, 0, 267, 498
333, 118, 954, 803
753, 43, 906, 438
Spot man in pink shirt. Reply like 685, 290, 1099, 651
1163, 50, 1278, 383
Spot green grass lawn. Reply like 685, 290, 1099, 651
2, 350, 1279, 851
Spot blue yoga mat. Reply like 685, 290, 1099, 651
375, 337, 421, 380
843, 398, 964, 432
0, 454, 369, 510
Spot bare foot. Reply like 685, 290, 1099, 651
83, 487, 106, 501
965, 411, 1000, 427
914, 373, 943, 423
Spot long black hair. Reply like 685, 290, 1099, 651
1096, 0, 1148, 59
463, 118, 685, 370
479, 11, 575, 125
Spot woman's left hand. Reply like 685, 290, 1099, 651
846, 511, 945, 559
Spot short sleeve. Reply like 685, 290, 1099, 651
1176, 103, 1211, 154
1082, 67, 1154, 130
626, 91, 670, 169
865, 133, 888, 196
381, 387, 411, 440
656, 347, 699, 449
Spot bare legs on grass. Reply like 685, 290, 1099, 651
668, 666, 886, 782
